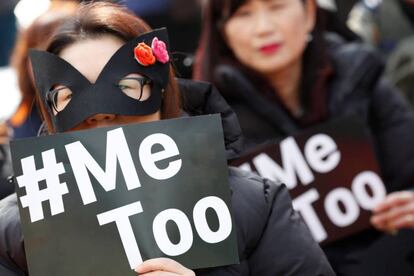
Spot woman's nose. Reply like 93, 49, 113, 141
85, 113, 116, 124
255, 10, 274, 35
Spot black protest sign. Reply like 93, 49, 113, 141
11, 115, 239, 276
231, 117, 386, 245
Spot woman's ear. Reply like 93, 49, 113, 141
304, 0, 317, 33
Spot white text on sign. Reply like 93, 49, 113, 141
239, 133, 386, 242
16, 127, 233, 268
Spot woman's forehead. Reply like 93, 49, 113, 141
58, 35, 124, 84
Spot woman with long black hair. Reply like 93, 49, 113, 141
194, 0, 414, 275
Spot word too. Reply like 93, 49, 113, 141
97, 196, 232, 269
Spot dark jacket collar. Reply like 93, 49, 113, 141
326, 33, 385, 115
178, 78, 243, 160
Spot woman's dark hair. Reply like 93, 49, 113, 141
37, 2, 181, 132
194, 0, 330, 124
194, 0, 252, 82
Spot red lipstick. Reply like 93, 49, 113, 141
259, 43, 281, 55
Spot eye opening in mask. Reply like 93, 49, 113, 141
116, 74, 153, 101
46, 85, 73, 115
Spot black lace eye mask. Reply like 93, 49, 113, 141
30, 28, 171, 132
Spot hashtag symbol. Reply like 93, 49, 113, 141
16, 149, 69, 223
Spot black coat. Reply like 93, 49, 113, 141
213, 37, 414, 275
0, 79, 335, 276
0, 144, 14, 200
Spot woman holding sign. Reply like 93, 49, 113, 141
0, 2, 334, 276
194, 0, 414, 275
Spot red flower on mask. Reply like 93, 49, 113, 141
134, 42, 156, 66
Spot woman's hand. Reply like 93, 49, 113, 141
371, 191, 414, 232
135, 258, 195, 276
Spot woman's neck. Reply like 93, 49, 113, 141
265, 59, 303, 116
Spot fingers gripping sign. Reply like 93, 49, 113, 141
135, 258, 196, 276
371, 191, 414, 232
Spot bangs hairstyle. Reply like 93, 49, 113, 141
193, 0, 245, 82
37, 2, 181, 133
194, 0, 327, 96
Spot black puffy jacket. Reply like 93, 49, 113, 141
0, 144, 14, 200
0, 79, 335, 276
213, 37, 414, 275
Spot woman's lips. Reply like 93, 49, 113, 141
259, 43, 282, 55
